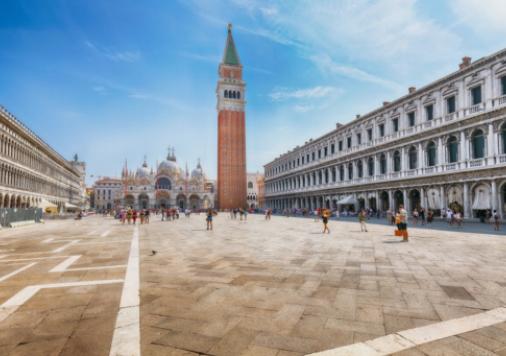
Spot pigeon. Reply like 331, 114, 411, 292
150, 250, 157, 256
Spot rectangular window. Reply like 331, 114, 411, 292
471, 86, 482, 105
297, 158, 300, 166
408, 112, 415, 127
501, 76, 506, 96
357, 133, 361, 145
302, 156, 305, 164
318, 149, 321, 159
367, 128, 372, 141
311, 152, 315, 160
338, 141, 343, 151
324, 147, 328, 156
392, 118, 399, 132
425, 104, 434, 121
379, 124, 385, 137
331, 143, 335, 154
306, 154, 309, 162
347, 137, 352, 148
446, 96, 456, 114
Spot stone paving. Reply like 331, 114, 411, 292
0, 214, 505, 355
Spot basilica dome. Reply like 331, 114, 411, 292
158, 148, 179, 175
191, 160, 204, 179
136, 160, 150, 179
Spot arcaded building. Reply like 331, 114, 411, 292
264, 49, 506, 219
0, 105, 84, 210
216, 24, 247, 209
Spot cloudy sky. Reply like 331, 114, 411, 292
1, 0, 505, 183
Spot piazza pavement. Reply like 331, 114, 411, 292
0, 213, 505, 355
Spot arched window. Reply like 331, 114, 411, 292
156, 177, 172, 190
447, 136, 459, 163
471, 129, 485, 159
380, 154, 387, 174
427, 141, 437, 166
248, 181, 253, 189
501, 123, 506, 154
357, 160, 363, 178
232, 91, 236, 99
224, 90, 229, 98
237, 91, 241, 99
408, 146, 417, 169
348, 163, 354, 180
393, 151, 401, 172
368, 157, 374, 176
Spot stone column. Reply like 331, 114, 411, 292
439, 186, 446, 211
463, 182, 470, 218
420, 187, 428, 210
491, 180, 497, 211
388, 190, 394, 211
437, 137, 444, 170
460, 131, 468, 165
487, 123, 496, 165
403, 189, 409, 212
418, 143, 424, 172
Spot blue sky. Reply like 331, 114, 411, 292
1, 0, 505, 184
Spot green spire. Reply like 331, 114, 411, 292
223, 23, 240, 66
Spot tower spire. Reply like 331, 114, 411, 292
222, 23, 241, 66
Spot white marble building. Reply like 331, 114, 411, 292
0, 105, 84, 210
264, 50, 506, 219
118, 149, 215, 210
246, 172, 263, 208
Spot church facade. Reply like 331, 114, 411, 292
94, 149, 215, 211
264, 49, 506, 219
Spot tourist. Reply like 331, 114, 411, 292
427, 209, 434, 224
454, 211, 462, 227
420, 208, 426, 225
358, 209, 368, 232
206, 208, 214, 230
239, 208, 244, 220
412, 209, 419, 226
132, 209, 137, 224
322, 209, 330, 234
493, 210, 501, 231
127, 208, 132, 224
447, 209, 454, 225
145, 209, 150, 223
399, 204, 408, 241
139, 210, 145, 224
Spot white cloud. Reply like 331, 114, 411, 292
85, 40, 141, 63
450, 0, 506, 35
269, 86, 340, 101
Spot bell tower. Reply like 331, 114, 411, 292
216, 23, 247, 209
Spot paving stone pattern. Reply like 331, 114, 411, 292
0, 214, 505, 355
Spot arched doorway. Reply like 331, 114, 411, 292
177, 194, 187, 210
447, 186, 463, 213
368, 196, 377, 211
393, 190, 404, 212
472, 183, 491, 220
202, 196, 211, 209
501, 183, 506, 218
189, 195, 200, 210
379, 191, 389, 211
156, 191, 170, 208
409, 189, 421, 211
358, 197, 365, 210
124, 195, 135, 208
138, 194, 149, 209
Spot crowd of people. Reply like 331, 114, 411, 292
118, 208, 150, 224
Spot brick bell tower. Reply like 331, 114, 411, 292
217, 23, 247, 209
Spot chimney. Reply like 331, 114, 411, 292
408, 86, 416, 94
383, 101, 390, 107
356, 114, 361, 119
459, 56, 472, 70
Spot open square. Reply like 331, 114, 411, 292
1, 215, 506, 355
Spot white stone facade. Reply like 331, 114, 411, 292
108, 150, 215, 210
264, 49, 506, 219
0, 105, 84, 210
246, 172, 263, 208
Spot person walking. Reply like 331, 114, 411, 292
420, 208, 426, 225
322, 209, 330, 234
127, 208, 132, 224
412, 209, 419, 226
493, 210, 501, 231
132, 209, 137, 225
358, 209, 368, 232
206, 208, 214, 230
399, 204, 408, 241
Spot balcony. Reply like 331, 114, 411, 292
469, 158, 484, 167
405, 169, 416, 176
445, 112, 458, 121
466, 103, 485, 115
445, 163, 457, 170
494, 95, 506, 108
424, 167, 435, 174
